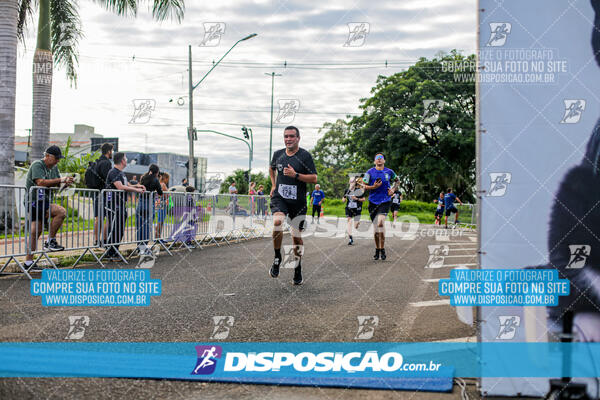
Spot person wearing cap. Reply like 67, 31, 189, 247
24, 145, 75, 269
362, 152, 399, 261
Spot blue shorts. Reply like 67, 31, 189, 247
156, 208, 167, 223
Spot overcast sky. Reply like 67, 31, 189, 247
14, 0, 476, 178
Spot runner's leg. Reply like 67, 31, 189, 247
270, 212, 285, 278
291, 221, 304, 285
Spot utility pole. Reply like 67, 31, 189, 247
187, 45, 195, 186
186, 34, 257, 187
265, 72, 281, 170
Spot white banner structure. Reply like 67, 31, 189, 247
479, 0, 600, 397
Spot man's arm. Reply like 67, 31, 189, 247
297, 173, 317, 184
269, 167, 276, 196
456, 196, 463, 205
113, 180, 143, 193
363, 179, 381, 191
33, 177, 66, 187
283, 151, 318, 184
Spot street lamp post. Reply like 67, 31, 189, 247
265, 72, 281, 170
187, 33, 257, 186
197, 128, 253, 186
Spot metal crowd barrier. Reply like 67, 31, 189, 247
455, 203, 477, 230
0, 185, 30, 277
0, 185, 274, 279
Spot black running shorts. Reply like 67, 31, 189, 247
368, 201, 391, 222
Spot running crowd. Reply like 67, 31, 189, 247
267, 126, 466, 285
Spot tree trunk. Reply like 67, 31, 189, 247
30, 0, 53, 162
0, 0, 18, 187
0, 0, 19, 231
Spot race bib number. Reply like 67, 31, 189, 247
393, 197, 400, 204
278, 184, 297, 200
348, 201, 357, 208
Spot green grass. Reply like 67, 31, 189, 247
317, 199, 473, 225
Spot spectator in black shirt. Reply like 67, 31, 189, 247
136, 164, 163, 255
130, 175, 138, 185
104, 152, 145, 260
93, 143, 113, 245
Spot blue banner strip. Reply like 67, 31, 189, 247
0, 342, 599, 378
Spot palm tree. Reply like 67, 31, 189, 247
0, 0, 19, 186
19, 0, 185, 161
0, 0, 19, 230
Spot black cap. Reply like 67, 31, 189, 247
45, 145, 64, 159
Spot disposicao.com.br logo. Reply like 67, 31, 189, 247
194, 349, 442, 374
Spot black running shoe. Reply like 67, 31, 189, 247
380, 249, 387, 261
348, 238, 354, 245
373, 249, 380, 260
270, 257, 281, 278
293, 266, 303, 285
44, 239, 64, 252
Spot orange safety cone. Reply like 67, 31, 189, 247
320, 207, 324, 218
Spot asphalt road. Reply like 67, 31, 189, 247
0, 222, 486, 399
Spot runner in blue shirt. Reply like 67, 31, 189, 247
362, 153, 398, 261
310, 184, 325, 224
444, 188, 463, 228
433, 192, 445, 225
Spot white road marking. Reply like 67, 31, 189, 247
435, 235, 449, 241
469, 237, 477, 242
433, 336, 478, 343
426, 263, 478, 269
410, 299, 451, 307
443, 255, 477, 258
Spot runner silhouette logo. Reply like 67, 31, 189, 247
566, 244, 591, 269
192, 345, 222, 375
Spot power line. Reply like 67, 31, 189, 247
77, 54, 420, 69
161, 105, 360, 115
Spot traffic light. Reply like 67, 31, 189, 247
184, 160, 198, 170
241, 126, 249, 139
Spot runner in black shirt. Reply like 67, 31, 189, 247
269, 126, 317, 285
390, 188, 403, 227
342, 176, 365, 245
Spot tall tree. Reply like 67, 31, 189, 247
220, 170, 271, 195
310, 119, 356, 198
0, 0, 19, 187
19, 0, 185, 161
349, 51, 476, 201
